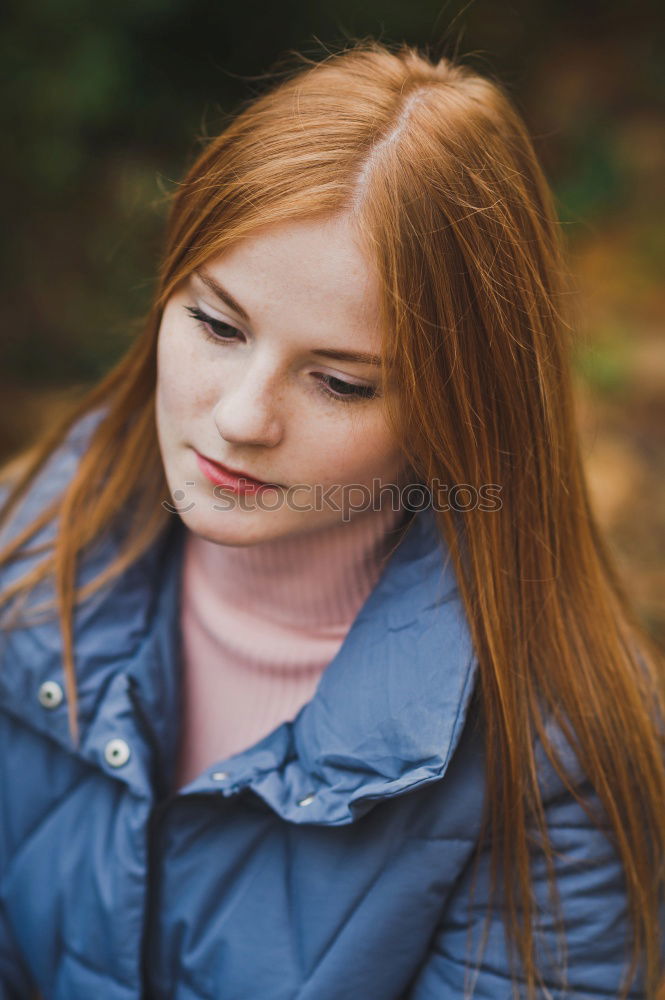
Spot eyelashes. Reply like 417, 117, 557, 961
185, 305, 240, 344
183, 304, 379, 404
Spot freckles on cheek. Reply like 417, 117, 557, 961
157, 363, 188, 417
158, 333, 212, 414
346, 429, 403, 483
308, 429, 384, 485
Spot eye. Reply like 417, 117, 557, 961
314, 374, 378, 404
184, 305, 242, 343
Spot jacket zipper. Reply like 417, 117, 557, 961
139, 797, 171, 1000
127, 678, 173, 1000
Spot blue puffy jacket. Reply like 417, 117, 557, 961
0, 412, 650, 998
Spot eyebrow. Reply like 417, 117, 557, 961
192, 268, 383, 368
194, 268, 250, 321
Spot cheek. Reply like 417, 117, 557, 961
312, 416, 403, 484
156, 323, 214, 418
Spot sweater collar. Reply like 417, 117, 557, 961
184, 500, 411, 639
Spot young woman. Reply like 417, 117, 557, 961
0, 39, 663, 1000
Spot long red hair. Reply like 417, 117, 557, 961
1, 39, 663, 998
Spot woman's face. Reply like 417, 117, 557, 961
155, 213, 408, 546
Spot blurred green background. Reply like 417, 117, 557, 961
1, 0, 663, 643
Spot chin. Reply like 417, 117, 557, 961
181, 504, 286, 547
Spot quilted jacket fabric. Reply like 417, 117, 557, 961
0, 411, 651, 999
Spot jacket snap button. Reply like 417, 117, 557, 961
297, 793, 315, 807
38, 680, 64, 709
104, 738, 131, 768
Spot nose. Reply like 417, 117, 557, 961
212, 358, 284, 448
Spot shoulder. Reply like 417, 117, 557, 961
0, 404, 114, 638
0, 405, 108, 561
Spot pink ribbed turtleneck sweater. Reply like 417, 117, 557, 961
173, 503, 409, 791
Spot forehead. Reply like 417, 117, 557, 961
197, 215, 384, 346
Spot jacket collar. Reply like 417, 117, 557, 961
0, 428, 479, 826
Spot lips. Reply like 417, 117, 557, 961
195, 451, 282, 492
210, 456, 269, 484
